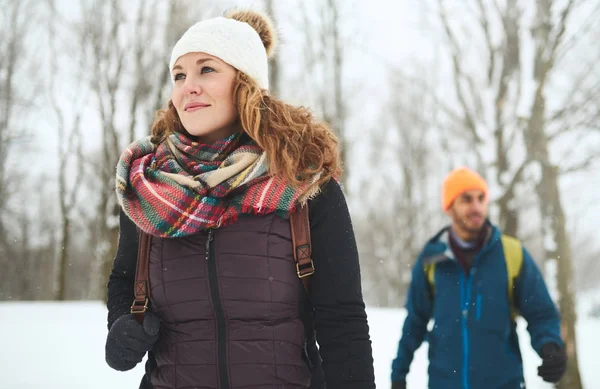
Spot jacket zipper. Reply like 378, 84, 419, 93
459, 270, 470, 389
206, 229, 230, 389
459, 255, 484, 389
453, 232, 497, 389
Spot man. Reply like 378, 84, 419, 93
391, 167, 567, 389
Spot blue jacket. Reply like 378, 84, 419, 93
391, 223, 563, 389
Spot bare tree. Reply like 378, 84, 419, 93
436, 0, 528, 238
43, 0, 87, 300
11, 173, 58, 300
52, 100, 84, 301
0, 0, 30, 260
434, 0, 600, 387
356, 70, 449, 307
523, 1, 600, 386
71, 0, 128, 300
126, 0, 193, 143
294, 0, 350, 187
68, 0, 214, 300
328, 0, 345, 184
0, 0, 48, 299
264, 0, 281, 97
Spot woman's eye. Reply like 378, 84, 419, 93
200, 66, 215, 74
173, 73, 185, 81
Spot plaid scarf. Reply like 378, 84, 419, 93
116, 132, 318, 237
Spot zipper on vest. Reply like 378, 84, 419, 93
206, 229, 230, 389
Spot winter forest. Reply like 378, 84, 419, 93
1, 0, 599, 388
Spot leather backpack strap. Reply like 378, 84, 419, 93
290, 203, 314, 298
131, 229, 152, 325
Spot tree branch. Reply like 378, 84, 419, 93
437, 0, 482, 144
496, 158, 530, 204
548, 61, 599, 124
555, 0, 600, 61
546, 0, 576, 68
475, 0, 496, 84
560, 154, 599, 175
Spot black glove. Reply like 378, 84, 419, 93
538, 343, 567, 383
391, 381, 406, 389
105, 312, 160, 371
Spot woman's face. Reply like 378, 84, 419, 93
171, 52, 239, 143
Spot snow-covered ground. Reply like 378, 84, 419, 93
1, 300, 599, 388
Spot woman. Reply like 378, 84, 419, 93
105, 9, 375, 389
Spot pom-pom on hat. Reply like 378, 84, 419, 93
441, 167, 489, 211
169, 9, 277, 90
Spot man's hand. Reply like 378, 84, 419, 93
538, 343, 567, 383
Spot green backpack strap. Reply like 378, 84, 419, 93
500, 235, 524, 321
424, 263, 436, 298
423, 235, 523, 322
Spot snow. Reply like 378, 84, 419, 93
370, 306, 600, 389
544, 259, 560, 303
1, 301, 599, 389
542, 216, 559, 254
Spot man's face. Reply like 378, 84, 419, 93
448, 189, 488, 235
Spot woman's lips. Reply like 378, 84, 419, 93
184, 102, 210, 112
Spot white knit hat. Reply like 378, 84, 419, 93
169, 16, 270, 90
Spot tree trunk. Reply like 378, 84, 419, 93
526, 60, 582, 389
526, 75, 582, 389
437, 0, 524, 238
536, 161, 582, 389
328, 0, 346, 188
264, 0, 280, 97
0, 1, 25, 259
56, 216, 70, 300
526, 1, 583, 385
18, 213, 31, 299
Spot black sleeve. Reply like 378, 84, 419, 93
106, 210, 139, 330
308, 179, 376, 389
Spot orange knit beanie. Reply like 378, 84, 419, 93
441, 167, 488, 211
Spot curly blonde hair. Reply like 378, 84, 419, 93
150, 71, 341, 193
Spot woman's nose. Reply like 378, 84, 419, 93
183, 78, 201, 95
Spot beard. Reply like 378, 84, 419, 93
451, 209, 485, 234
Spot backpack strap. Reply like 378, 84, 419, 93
424, 263, 436, 298
424, 235, 524, 322
131, 230, 152, 325
290, 203, 314, 298
131, 206, 314, 323
500, 235, 523, 322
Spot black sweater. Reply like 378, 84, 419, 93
107, 179, 375, 389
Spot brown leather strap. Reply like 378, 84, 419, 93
290, 203, 313, 298
131, 208, 312, 321
131, 230, 152, 325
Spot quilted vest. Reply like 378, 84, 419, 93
147, 213, 311, 389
